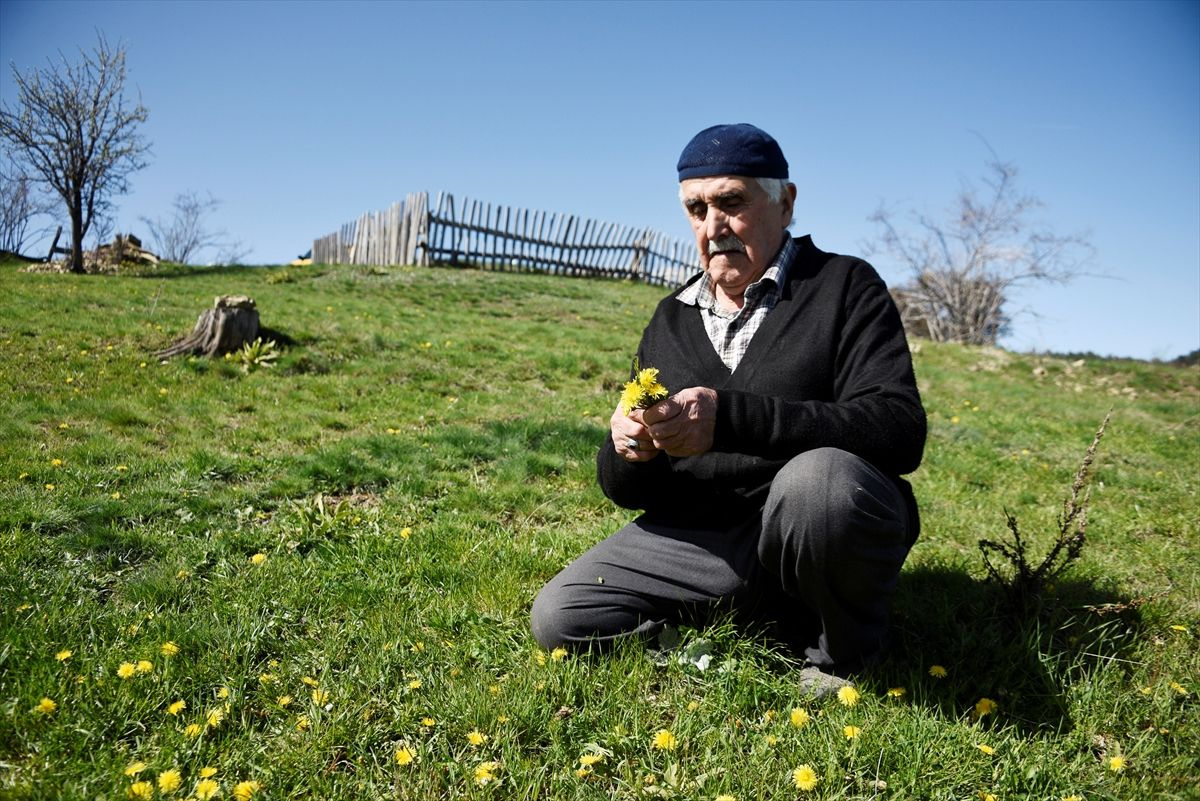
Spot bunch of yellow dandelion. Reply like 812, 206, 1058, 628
928, 664, 948, 678
160, 641, 180, 657
651, 729, 677, 751
837, 685, 860, 707
395, 745, 416, 766
466, 730, 488, 747
55, 649, 73, 662
792, 764, 818, 791
36, 697, 57, 715
1108, 754, 1127, 773
618, 361, 669, 415
789, 707, 810, 728
843, 725, 862, 740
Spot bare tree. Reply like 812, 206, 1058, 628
868, 153, 1093, 345
0, 161, 55, 255
0, 35, 150, 273
141, 191, 223, 264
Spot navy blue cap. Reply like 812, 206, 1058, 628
676, 123, 789, 181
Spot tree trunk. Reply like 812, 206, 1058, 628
156, 295, 260, 359
69, 205, 85, 273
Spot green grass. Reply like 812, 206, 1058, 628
1, 259, 1197, 800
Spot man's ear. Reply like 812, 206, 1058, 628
781, 182, 798, 225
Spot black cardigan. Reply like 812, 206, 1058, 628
597, 235, 926, 533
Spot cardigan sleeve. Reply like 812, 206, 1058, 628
711, 261, 926, 475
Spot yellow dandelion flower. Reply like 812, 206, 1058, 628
407, 679, 421, 690
176, 570, 190, 580
1169, 681, 1189, 696
887, 687, 906, 698
128, 781, 154, 800
980, 794, 997, 801
217, 686, 230, 699
1170, 624, 1189, 633
534, 650, 547, 665
929, 664, 948, 678
765, 734, 779, 746
160, 641, 180, 657
110, 491, 122, 500
974, 697, 998, 717
474, 760, 499, 786
420, 716, 436, 728
792, 764, 818, 791
399, 527, 412, 539
296, 715, 311, 731
249, 552, 267, 565
716, 795, 737, 801
579, 754, 603, 767
117, 662, 137, 679
488, 684, 500, 696
194, 778, 220, 800
199, 767, 218, 779
206, 708, 224, 728
301, 676, 319, 687
575, 767, 590, 778
185, 722, 204, 738
550, 646, 568, 662
157, 768, 182, 793
618, 382, 646, 416
50, 458, 64, 467
58, 422, 69, 429
651, 729, 676, 751
1062, 795, 1083, 801
1139, 686, 1153, 696
124, 761, 148, 777
233, 780, 261, 800
311, 688, 329, 705
976, 743, 996, 755
258, 672, 276, 684
44, 483, 55, 491
687, 700, 700, 711
36, 697, 57, 715
837, 685, 860, 707
136, 659, 153, 674
277, 694, 292, 707
116, 464, 128, 472
467, 730, 488, 747
843, 725, 862, 739
395, 745, 416, 766
789, 707, 810, 728
167, 699, 187, 716
1108, 755, 1127, 773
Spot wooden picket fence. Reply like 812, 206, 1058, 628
312, 191, 700, 288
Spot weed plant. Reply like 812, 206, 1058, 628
1, 260, 1196, 800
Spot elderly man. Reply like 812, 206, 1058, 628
531, 123, 926, 693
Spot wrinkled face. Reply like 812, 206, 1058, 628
680, 175, 794, 303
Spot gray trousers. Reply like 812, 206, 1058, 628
530, 448, 914, 671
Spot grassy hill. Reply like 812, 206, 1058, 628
1, 260, 1196, 800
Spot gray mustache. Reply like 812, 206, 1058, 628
708, 236, 746, 255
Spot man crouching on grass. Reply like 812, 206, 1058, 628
531, 123, 926, 697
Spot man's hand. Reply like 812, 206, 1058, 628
610, 402, 661, 462
638, 387, 718, 457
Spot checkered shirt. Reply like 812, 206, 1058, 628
676, 236, 796, 371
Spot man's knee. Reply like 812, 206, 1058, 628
759, 448, 907, 570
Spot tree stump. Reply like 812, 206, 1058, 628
156, 295, 260, 359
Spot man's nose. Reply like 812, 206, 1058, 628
705, 208, 730, 239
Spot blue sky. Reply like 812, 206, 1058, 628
2, 0, 1197, 360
